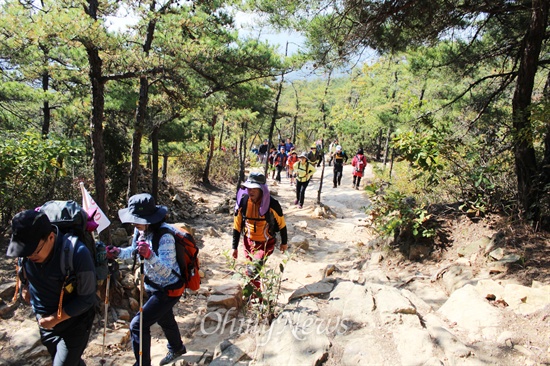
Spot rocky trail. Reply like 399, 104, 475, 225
1, 164, 549, 366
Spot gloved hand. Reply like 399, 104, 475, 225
136, 241, 152, 259
106, 246, 120, 260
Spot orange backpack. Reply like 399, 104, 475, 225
151, 224, 201, 292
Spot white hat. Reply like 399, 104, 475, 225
336, 145, 342, 151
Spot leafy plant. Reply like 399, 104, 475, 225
223, 249, 291, 324
365, 182, 436, 242
0, 130, 85, 225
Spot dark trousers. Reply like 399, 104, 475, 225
296, 179, 310, 205
275, 165, 284, 182
130, 291, 183, 366
39, 307, 95, 366
333, 162, 343, 186
353, 175, 362, 187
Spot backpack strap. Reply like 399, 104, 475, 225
60, 234, 79, 277
150, 225, 185, 286
239, 194, 278, 236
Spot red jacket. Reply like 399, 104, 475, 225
352, 154, 367, 177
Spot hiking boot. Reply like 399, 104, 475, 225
159, 347, 187, 366
333, 185, 337, 188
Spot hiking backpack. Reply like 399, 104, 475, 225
238, 194, 282, 237
149, 223, 201, 292
355, 155, 365, 173
14, 200, 106, 304
39, 200, 108, 282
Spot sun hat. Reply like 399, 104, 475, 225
118, 193, 168, 225
298, 152, 308, 159
7, 210, 53, 257
310, 144, 316, 149
242, 172, 266, 189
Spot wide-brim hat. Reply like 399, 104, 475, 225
298, 152, 308, 159
7, 210, 52, 257
118, 193, 168, 225
242, 172, 266, 189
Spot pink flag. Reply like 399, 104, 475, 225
80, 182, 111, 234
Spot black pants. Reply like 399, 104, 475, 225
130, 290, 184, 366
353, 175, 362, 187
39, 307, 95, 366
275, 165, 284, 182
333, 162, 343, 186
296, 179, 310, 206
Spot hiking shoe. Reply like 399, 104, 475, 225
299, 205, 303, 209
159, 347, 187, 366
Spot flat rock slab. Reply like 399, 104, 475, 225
288, 279, 335, 302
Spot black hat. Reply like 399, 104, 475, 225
7, 210, 52, 257
242, 172, 266, 189
118, 193, 168, 225
357, 148, 364, 155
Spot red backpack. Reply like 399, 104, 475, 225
151, 223, 201, 292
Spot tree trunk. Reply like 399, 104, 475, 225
128, 2, 157, 198
128, 75, 148, 198
218, 114, 225, 151
85, 0, 109, 243
376, 128, 383, 161
41, 66, 50, 136
150, 125, 159, 201
162, 154, 168, 180
511, 0, 548, 221
202, 114, 217, 185
383, 126, 391, 166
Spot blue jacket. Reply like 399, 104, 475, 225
24, 228, 96, 318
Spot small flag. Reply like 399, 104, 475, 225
80, 182, 111, 234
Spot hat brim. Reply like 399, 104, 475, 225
242, 182, 262, 189
6, 238, 36, 258
118, 205, 168, 224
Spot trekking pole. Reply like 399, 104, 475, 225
100, 260, 113, 365
139, 255, 144, 366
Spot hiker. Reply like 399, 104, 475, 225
284, 137, 294, 154
352, 148, 368, 189
287, 150, 298, 186
307, 144, 318, 166
332, 145, 349, 188
258, 139, 269, 164
232, 173, 288, 292
267, 146, 278, 179
274, 146, 287, 183
328, 139, 339, 166
7, 210, 97, 366
105, 193, 186, 366
315, 138, 324, 167
294, 152, 316, 209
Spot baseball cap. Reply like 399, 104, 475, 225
7, 210, 53, 257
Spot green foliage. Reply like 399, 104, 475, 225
365, 182, 436, 241
0, 130, 85, 225
224, 249, 290, 323
392, 130, 445, 186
